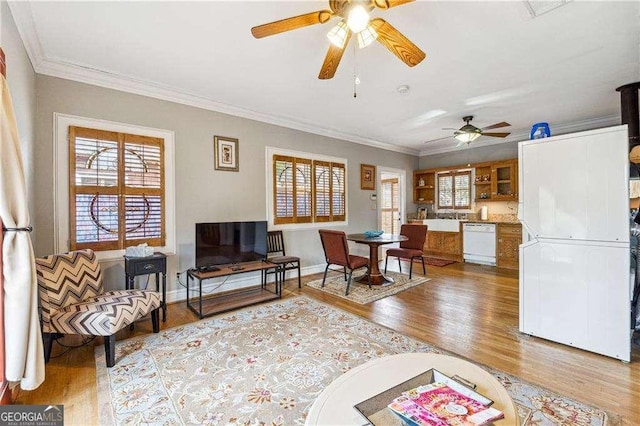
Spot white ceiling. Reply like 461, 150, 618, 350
9, 1, 640, 156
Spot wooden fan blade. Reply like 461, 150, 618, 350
329, 0, 348, 14
482, 132, 511, 138
370, 18, 425, 67
373, 0, 415, 9
251, 10, 333, 39
481, 122, 511, 131
318, 31, 352, 79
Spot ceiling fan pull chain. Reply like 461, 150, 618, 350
353, 42, 358, 98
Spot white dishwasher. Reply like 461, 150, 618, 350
463, 223, 496, 265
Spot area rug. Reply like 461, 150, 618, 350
96, 297, 619, 425
424, 257, 457, 267
305, 271, 428, 304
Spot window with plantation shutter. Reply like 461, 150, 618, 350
314, 161, 346, 222
437, 170, 471, 210
273, 155, 312, 224
69, 126, 165, 250
271, 151, 347, 225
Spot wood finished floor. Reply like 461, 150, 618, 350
13, 261, 640, 424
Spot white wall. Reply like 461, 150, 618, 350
34, 76, 418, 296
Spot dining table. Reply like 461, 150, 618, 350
346, 233, 408, 286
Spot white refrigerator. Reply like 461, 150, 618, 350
518, 125, 631, 361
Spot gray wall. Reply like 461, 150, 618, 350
2, 1, 36, 226
34, 75, 418, 295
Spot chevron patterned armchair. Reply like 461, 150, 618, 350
35, 249, 161, 367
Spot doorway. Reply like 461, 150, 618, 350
378, 167, 405, 235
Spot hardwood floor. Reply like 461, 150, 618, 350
13, 261, 640, 424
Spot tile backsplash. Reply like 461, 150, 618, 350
467, 213, 519, 223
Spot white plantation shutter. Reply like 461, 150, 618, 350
438, 173, 453, 209
454, 172, 471, 208
69, 126, 165, 250
437, 170, 471, 210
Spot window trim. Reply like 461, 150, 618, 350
266, 147, 349, 230
436, 169, 472, 211
54, 113, 176, 261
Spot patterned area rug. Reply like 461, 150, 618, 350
96, 297, 620, 425
305, 271, 428, 304
424, 257, 457, 267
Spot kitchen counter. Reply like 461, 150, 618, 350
465, 219, 520, 224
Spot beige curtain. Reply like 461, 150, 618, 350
0, 75, 44, 389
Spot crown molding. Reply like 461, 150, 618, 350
8, 1, 418, 157
418, 114, 621, 157
7, 1, 45, 66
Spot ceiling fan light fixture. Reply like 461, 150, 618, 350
327, 21, 349, 48
357, 25, 378, 48
454, 131, 482, 143
347, 5, 370, 33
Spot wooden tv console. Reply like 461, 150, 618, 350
186, 260, 281, 319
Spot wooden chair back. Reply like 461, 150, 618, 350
267, 230, 287, 256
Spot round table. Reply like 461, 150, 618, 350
347, 233, 408, 285
306, 353, 519, 425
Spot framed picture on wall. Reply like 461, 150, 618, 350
361, 164, 376, 190
214, 136, 239, 171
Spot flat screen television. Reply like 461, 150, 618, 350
195, 221, 268, 269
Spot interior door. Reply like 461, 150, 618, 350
380, 177, 400, 234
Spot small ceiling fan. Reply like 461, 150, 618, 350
251, 0, 425, 80
445, 116, 511, 146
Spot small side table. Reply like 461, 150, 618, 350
124, 252, 167, 322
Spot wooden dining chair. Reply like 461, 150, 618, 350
384, 224, 428, 279
265, 230, 301, 288
318, 229, 370, 295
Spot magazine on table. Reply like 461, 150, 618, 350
388, 381, 504, 425
354, 368, 503, 426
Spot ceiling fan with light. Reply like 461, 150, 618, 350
251, 0, 425, 79
447, 116, 511, 146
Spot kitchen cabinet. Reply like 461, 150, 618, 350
474, 159, 518, 201
424, 230, 462, 262
496, 223, 521, 269
413, 170, 435, 203
413, 159, 518, 206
